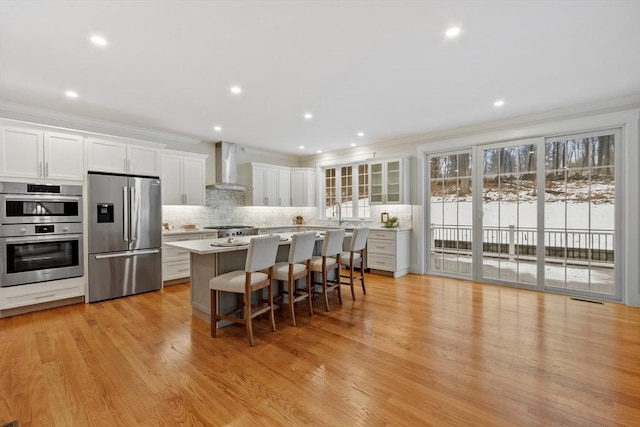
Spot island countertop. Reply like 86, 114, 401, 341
164, 232, 332, 255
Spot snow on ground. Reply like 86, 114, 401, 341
430, 253, 615, 295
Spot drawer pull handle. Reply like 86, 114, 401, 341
35, 293, 56, 300
177, 268, 190, 272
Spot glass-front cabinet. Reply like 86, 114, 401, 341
369, 158, 409, 205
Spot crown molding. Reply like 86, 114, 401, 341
0, 100, 202, 145
299, 94, 640, 164
376, 94, 640, 147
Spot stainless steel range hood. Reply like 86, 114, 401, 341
207, 141, 252, 191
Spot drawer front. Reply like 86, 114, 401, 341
367, 253, 395, 271
163, 260, 191, 281
163, 245, 192, 262
369, 230, 396, 240
367, 238, 395, 255
202, 232, 218, 239
163, 233, 202, 243
1, 281, 83, 309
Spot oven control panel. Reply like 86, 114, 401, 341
35, 225, 55, 233
0, 222, 82, 237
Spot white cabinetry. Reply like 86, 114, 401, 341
367, 229, 410, 278
0, 277, 84, 311
291, 168, 316, 207
0, 126, 83, 181
162, 150, 207, 205
86, 137, 162, 176
163, 232, 218, 283
369, 157, 410, 204
239, 162, 291, 206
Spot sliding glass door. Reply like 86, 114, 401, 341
543, 131, 617, 298
480, 142, 538, 286
428, 151, 473, 277
426, 129, 619, 300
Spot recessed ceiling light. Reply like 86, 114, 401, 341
90, 35, 107, 46
317, 150, 322, 153
351, 143, 357, 147
230, 86, 242, 94
357, 132, 364, 137
213, 126, 222, 132
304, 113, 313, 120
65, 90, 78, 98
299, 145, 304, 149
494, 100, 505, 107
445, 27, 461, 38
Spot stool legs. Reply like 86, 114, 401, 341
210, 289, 218, 338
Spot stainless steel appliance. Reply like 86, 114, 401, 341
0, 181, 82, 224
203, 225, 258, 237
1, 223, 83, 287
87, 172, 162, 302
0, 182, 83, 287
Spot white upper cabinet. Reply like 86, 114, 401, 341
290, 168, 316, 207
369, 157, 410, 204
239, 162, 291, 206
278, 168, 291, 207
86, 137, 162, 176
162, 150, 207, 205
0, 126, 83, 181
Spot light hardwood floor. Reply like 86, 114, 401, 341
1, 274, 639, 426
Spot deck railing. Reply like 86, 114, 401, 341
431, 225, 614, 263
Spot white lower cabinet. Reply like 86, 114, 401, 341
162, 232, 217, 283
367, 229, 410, 278
0, 277, 84, 311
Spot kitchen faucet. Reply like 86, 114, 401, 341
333, 202, 343, 225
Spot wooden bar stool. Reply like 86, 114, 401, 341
310, 229, 345, 311
272, 231, 317, 326
339, 227, 369, 300
209, 234, 280, 347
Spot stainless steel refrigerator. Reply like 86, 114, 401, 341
87, 172, 162, 302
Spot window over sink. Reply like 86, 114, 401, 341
323, 162, 370, 219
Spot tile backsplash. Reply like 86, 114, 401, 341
162, 189, 412, 229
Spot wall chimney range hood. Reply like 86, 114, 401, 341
207, 141, 251, 191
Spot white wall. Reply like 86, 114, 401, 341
299, 97, 640, 306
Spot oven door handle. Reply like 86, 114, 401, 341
4, 234, 83, 244
3, 194, 81, 202
94, 249, 160, 259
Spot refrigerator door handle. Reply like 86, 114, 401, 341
130, 186, 137, 243
94, 249, 160, 260
123, 186, 129, 243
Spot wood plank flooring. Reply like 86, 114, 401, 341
1, 274, 639, 426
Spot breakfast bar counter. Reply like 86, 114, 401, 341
166, 233, 332, 323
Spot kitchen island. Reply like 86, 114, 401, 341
166, 232, 336, 324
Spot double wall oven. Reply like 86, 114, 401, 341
0, 182, 83, 287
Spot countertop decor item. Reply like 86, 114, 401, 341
293, 215, 304, 225
384, 216, 399, 228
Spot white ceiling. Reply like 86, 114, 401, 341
1, 1, 639, 155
